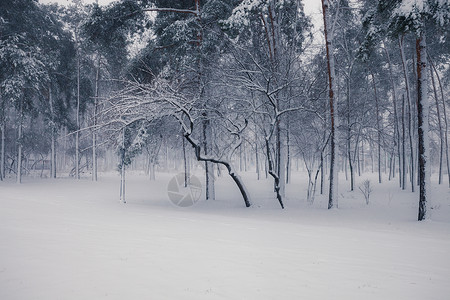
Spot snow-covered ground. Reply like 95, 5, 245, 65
1, 170, 449, 299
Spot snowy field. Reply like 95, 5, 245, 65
1, 170, 450, 299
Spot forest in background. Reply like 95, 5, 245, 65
0, 0, 449, 220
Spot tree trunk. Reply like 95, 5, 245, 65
357, 141, 361, 176
92, 62, 100, 182
51, 131, 56, 178
346, 77, 354, 191
361, 140, 365, 174
320, 152, 324, 194
416, 32, 430, 221
266, 137, 284, 209
49, 83, 56, 179
63, 127, 67, 172
286, 115, 291, 184
243, 140, 248, 172
430, 63, 443, 184
239, 142, 243, 172
120, 127, 126, 203
17, 106, 23, 184
389, 154, 393, 181
276, 120, 286, 197
255, 129, 260, 180
1, 122, 5, 181
402, 94, 407, 190
371, 72, 382, 184
385, 47, 402, 187
399, 36, 415, 192
322, 0, 338, 209
182, 132, 188, 187
75, 54, 80, 180
264, 156, 268, 179
184, 132, 251, 208
202, 117, 215, 200
430, 57, 450, 187
149, 159, 156, 180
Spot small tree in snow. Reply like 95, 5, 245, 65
359, 179, 373, 205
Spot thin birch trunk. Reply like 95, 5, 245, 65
346, 77, 354, 191
255, 133, 260, 180
1, 122, 4, 181
75, 54, 80, 180
371, 72, 382, 184
357, 141, 361, 176
239, 142, 243, 172
430, 57, 450, 187
399, 36, 415, 192
286, 119, 291, 184
0, 91, 3, 181
92, 62, 100, 182
120, 127, 126, 203
320, 152, 324, 194
362, 140, 365, 174
49, 83, 56, 179
430, 63, 443, 184
402, 95, 407, 190
385, 47, 402, 187
243, 140, 247, 172
17, 105, 23, 184
277, 124, 286, 197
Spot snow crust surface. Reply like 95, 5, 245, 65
1, 171, 449, 299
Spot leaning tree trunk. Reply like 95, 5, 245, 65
322, 0, 338, 209
417, 32, 430, 221
184, 131, 251, 208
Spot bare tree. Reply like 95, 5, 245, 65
100, 77, 252, 207
322, 0, 339, 209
